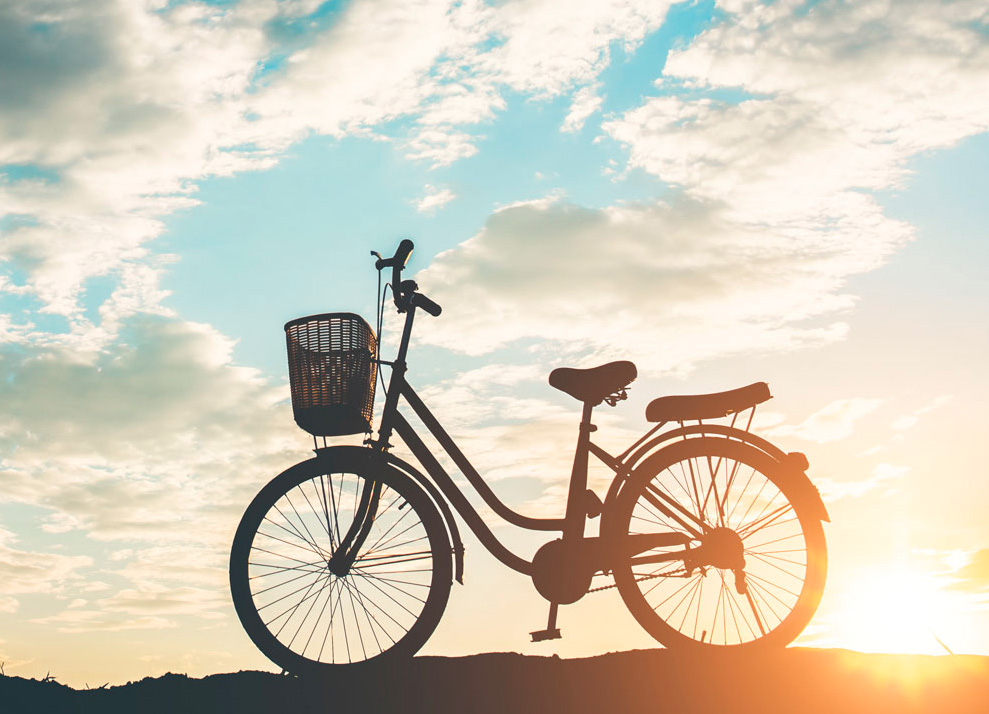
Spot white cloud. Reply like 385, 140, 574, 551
666, 0, 989, 154
0, 528, 93, 609
415, 0, 988, 374
474, 0, 673, 96
414, 185, 458, 214
0, 311, 311, 640
619, 0, 989, 221
561, 83, 604, 133
414, 195, 871, 372
30, 610, 178, 634
891, 394, 953, 430
817, 462, 908, 501
404, 128, 482, 166
605, 95, 908, 221
29, 582, 227, 634
0, 314, 304, 626
0, 0, 275, 324
769, 398, 884, 443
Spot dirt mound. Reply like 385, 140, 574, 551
2, 649, 987, 714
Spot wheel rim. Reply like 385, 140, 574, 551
618, 441, 824, 648
238, 465, 441, 666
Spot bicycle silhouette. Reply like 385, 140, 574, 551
230, 240, 829, 674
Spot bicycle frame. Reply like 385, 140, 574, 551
327, 273, 823, 594
342, 299, 699, 580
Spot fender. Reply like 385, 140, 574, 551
603, 426, 830, 523
315, 445, 466, 584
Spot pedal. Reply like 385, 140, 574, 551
530, 601, 561, 642
530, 627, 562, 643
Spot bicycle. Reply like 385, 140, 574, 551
229, 239, 829, 675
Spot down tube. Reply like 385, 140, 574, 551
392, 412, 534, 576
401, 384, 564, 532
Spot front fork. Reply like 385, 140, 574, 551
325, 460, 383, 577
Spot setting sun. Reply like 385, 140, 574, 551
831, 565, 958, 655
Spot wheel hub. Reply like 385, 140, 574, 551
700, 527, 745, 570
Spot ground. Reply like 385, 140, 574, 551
2, 649, 987, 714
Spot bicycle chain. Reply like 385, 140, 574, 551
587, 569, 690, 594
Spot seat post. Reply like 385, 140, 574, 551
562, 401, 595, 542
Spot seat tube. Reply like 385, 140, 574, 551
562, 402, 594, 542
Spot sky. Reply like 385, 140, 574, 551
1, 0, 988, 687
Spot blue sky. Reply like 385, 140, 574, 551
1, 0, 988, 685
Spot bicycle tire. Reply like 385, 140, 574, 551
230, 447, 452, 673
609, 437, 826, 650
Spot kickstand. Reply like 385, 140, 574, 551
530, 602, 562, 642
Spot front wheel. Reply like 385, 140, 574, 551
610, 438, 827, 651
230, 447, 452, 673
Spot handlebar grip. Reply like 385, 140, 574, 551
394, 239, 414, 268
392, 239, 414, 309
413, 293, 442, 317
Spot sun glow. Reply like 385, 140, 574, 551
833, 565, 958, 655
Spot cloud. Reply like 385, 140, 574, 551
0, 316, 294, 471
816, 462, 907, 501
949, 549, 989, 593
620, 0, 989, 220
29, 610, 178, 634
473, 0, 672, 96
414, 195, 865, 372
769, 398, 884, 443
664, 0, 989, 157
0, 314, 302, 629
891, 394, 953, 431
561, 83, 604, 133
605, 95, 912, 223
414, 185, 458, 214
415, 0, 989, 373
0, 528, 93, 610
0, 0, 276, 319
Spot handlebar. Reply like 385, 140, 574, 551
413, 292, 442, 317
371, 239, 442, 316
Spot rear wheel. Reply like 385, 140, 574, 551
230, 448, 452, 673
611, 438, 826, 650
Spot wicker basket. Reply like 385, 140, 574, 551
284, 313, 377, 437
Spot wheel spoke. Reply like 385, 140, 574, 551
284, 490, 326, 555
249, 560, 325, 578
736, 499, 791, 539
744, 587, 768, 636
271, 502, 324, 557
257, 522, 326, 558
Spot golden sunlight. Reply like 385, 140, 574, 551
834, 564, 958, 655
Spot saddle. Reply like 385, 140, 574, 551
548, 361, 637, 406
645, 382, 771, 422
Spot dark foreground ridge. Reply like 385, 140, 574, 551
3, 648, 988, 714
